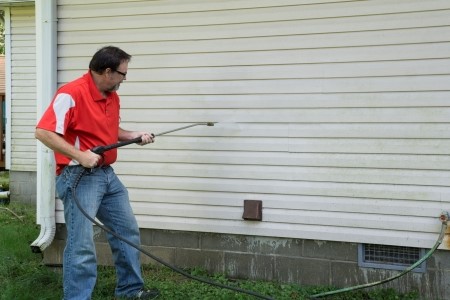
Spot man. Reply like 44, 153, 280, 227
36, 46, 159, 300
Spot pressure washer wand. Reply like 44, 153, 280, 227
91, 122, 215, 155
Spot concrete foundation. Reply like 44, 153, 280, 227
43, 225, 450, 299
9, 170, 37, 204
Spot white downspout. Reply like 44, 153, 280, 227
30, 0, 57, 253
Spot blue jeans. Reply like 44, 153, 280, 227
56, 165, 144, 300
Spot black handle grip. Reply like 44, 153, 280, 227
91, 136, 142, 155
90, 145, 107, 155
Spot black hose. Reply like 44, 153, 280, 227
71, 168, 274, 300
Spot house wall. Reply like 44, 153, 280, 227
12, 0, 450, 298
6, 4, 37, 203
9, 4, 36, 170
55, 0, 450, 248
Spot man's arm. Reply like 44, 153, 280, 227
35, 128, 100, 168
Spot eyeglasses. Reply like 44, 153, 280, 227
114, 70, 127, 78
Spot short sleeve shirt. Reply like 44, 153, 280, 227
37, 71, 120, 175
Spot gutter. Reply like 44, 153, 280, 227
30, 0, 57, 253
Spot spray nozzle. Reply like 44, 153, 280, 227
440, 211, 449, 224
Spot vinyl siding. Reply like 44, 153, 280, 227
0, 56, 5, 94
10, 5, 36, 170
55, 0, 450, 249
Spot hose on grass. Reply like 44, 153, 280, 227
310, 213, 448, 299
0, 206, 23, 221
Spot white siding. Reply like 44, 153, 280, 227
10, 5, 36, 170
55, 0, 450, 249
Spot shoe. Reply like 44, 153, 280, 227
133, 289, 160, 299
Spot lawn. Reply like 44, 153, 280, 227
0, 202, 419, 300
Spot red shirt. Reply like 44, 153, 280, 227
37, 71, 120, 175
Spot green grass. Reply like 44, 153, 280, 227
0, 203, 61, 300
0, 202, 419, 300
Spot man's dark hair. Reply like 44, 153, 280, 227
89, 46, 131, 73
